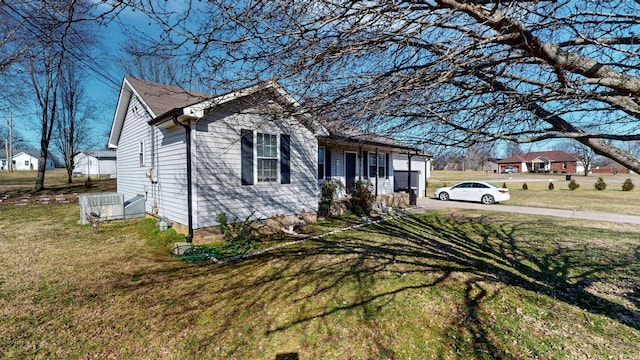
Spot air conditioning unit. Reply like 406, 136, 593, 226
79, 193, 124, 224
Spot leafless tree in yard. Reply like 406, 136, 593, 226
560, 141, 597, 176
505, 142, 524, 158
6, 1, 116, 191
0, 3, 28, 73
104, 0, 640, 172
464, 143, 496, 171
54, 62, 95, 184
119, 41, 186, 86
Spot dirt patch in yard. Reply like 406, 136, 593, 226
0, 193, 78, 206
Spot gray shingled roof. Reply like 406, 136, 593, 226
125, 76, 210, 117
498, 150, 579, 163
320, 120, 428, 155
80, 150, 116, 159
125, 77, 428, 155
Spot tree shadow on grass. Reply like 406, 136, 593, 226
105, 212, 640, 358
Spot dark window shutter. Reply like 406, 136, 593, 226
362, 151, 368, 179
325, 148, 331, 179
241, 129, 254, 185
386, 153, 390, 179
280, 134, 290, 184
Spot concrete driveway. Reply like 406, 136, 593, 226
415, 197, 640, 225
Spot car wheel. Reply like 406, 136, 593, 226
439, 192, 450, 201
481, 194, 495, 205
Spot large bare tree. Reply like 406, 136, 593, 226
118, 42, 185, 86
54, 62, 94, 183
8, 1, 100, 191
109, 0, 640, 172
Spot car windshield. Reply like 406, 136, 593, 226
486, 183, 500, 188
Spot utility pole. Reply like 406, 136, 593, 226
4, 139, 8, 172
7, 111, 13, 172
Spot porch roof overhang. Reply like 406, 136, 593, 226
530, 157, 549, 164
318, 136, 431, 157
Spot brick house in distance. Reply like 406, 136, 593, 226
498, 150, 580, 174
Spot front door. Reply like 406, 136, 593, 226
345, 152, 357, 193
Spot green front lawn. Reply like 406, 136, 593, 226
429, 171, 640, 215
1, 203, 639, 359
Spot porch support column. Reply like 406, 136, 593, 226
408, 153, 416, 205
375, 148, 379, 197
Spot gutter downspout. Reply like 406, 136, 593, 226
173, 115, 194, 243
425, 158, 428, 198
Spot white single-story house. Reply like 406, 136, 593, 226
107, 77, 431, 242
11, 150, 55, 171
1, 157, 6, 171
73, 150, 117, 178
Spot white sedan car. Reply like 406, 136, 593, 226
434, 181, 510, 205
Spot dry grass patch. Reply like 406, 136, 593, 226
1, 204, 640, 359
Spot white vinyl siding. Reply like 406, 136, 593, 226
392, 154, 430, 199
116, 96, 189, 225
139, 140, 145, 166
72, 153, 117, 178
116, 97, 151, 204
116, 96, 152, 206
193, 102, 318, 229
152, 126, 189, 225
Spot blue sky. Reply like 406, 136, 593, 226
5, 1, 564, 158
7, 4, 167, 151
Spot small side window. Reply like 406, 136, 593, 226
318, 147, 325, 180
139, 141, 145, 166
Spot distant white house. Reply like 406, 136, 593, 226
1, 157, 6, 171
73, 150, 117, 178
12, 150, 55, 171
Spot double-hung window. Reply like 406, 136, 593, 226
318, 147, 325, 180
257, 133, 278, 182
377, 154, 386, 178
242, 129, 290, 185
368, 153, 386, 178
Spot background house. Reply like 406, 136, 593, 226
11, 150, 55, 171
591, 159, 633, 174
498, 150, 579, 173
73, 150, 117, 179
484, 157, 501, 173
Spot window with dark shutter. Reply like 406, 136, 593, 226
385, 153, 390, 179
280, 134, 290, 184
325, 149, 331, 179
317, 147, 325, 180
362, 151, 368, 179
241, 129, 254, 185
